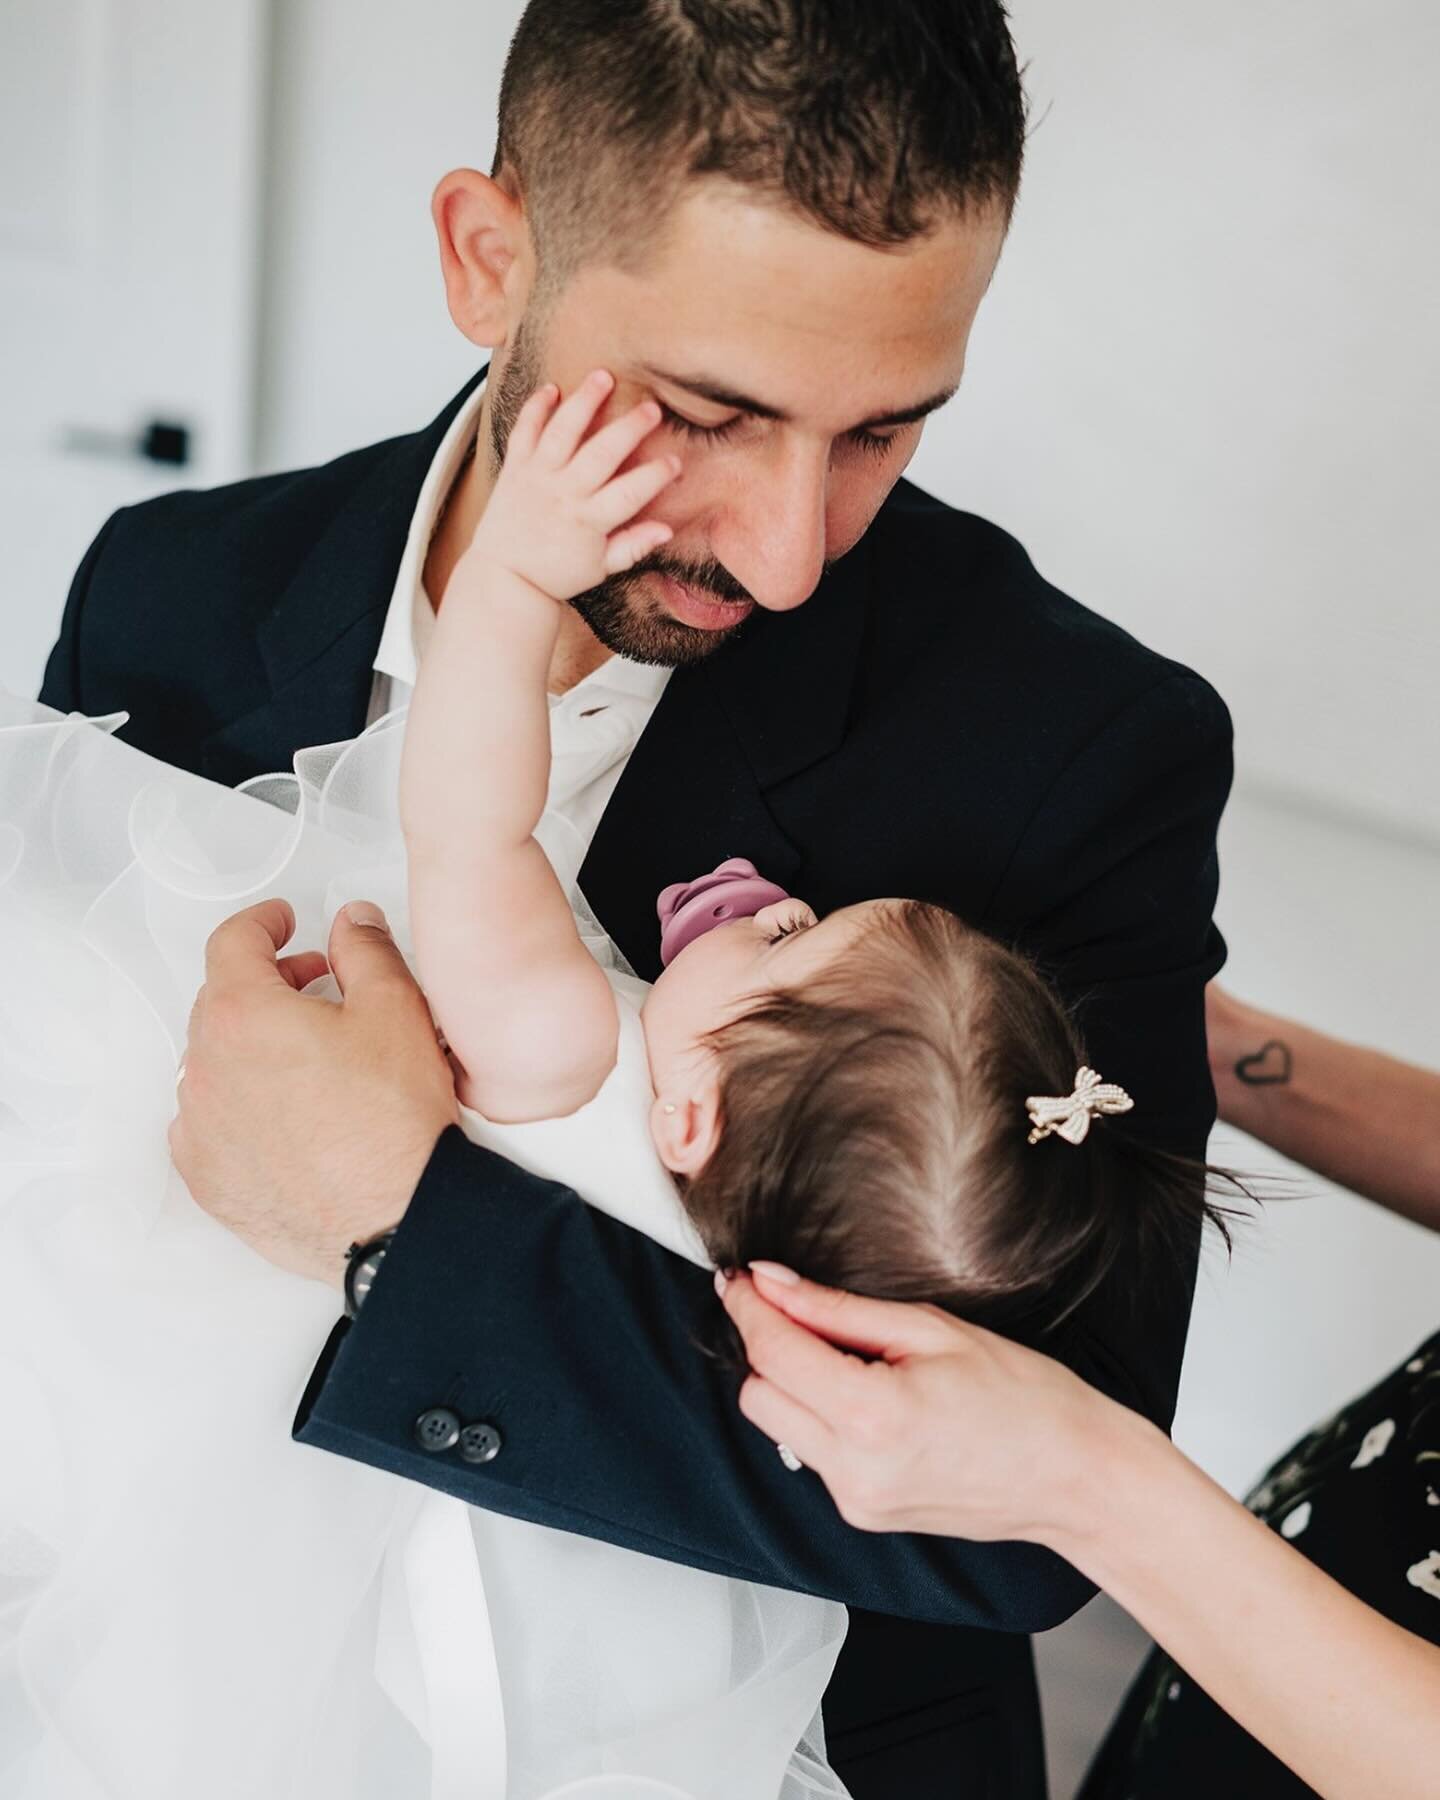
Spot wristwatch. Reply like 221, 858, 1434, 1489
343, 1229, 397, 1319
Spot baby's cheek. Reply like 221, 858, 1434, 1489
639, 972, 689, 1070
655, 960, 735, 1060
651, 963, 706, 1039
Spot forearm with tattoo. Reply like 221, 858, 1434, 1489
1209, 995, 1440, 1230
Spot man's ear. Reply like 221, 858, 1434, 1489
650, 1083, 723, 1177
430, 167, 531, 349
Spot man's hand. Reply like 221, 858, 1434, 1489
170, 898, 460, 1288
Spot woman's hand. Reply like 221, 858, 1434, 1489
461, 369, 680, 604
719, 1266, 1150, 1544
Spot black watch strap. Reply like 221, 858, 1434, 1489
343, 1230, 397, 1320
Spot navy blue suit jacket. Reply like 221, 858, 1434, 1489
41, 371, 1231, 1796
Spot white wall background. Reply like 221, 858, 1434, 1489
5, 1, 1437, 1508
917, 0, 1440, 849
0, 0, 268, 697
253, 0, 510, 470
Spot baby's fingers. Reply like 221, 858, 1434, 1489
569, 398, 668, 492
604, 519, 674, 576
537, 368, 617, 467
591, 454, 683, 537
507, 383, 561, 461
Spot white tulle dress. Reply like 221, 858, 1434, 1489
0, 695, 850, 1800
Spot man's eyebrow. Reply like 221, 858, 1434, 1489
636, 363, 959, 431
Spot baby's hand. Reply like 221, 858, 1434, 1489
463, 369, 680, 603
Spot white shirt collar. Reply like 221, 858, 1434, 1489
371, 377, 489, 693
371, 373, 671, 716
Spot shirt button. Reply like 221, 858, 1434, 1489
413, 1407, 462, 1453
458, 1421, 503, 1465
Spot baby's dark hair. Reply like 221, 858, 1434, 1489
681, 899, 1238, 1333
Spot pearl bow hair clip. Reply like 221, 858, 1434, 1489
1025, 1066, 1135, 1147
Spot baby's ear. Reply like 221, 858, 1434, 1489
650, 1082, 722, 1176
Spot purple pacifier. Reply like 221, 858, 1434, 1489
656, 858, 792, 968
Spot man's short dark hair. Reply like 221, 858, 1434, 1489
494, 0, 1027, 292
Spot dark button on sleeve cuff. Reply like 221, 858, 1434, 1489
414, 1407, 462, 1453
458, 1421, 503, 1465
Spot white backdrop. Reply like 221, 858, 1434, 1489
0, 0, 268, 697
916, 1, 1440, 847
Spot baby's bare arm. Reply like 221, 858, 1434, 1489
401, 558, 618, 1121
399, 375, 678, 1122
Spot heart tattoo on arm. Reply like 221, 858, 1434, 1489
1235, 1039, 1294, 1087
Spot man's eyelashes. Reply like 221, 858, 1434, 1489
656, 404, 899, 462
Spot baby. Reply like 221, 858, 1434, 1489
400, 371, 1225, 1329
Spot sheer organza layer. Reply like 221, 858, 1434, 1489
0, 697, 848, 1800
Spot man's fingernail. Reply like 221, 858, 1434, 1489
749, 1261, 799, 1286
345, 901, 388, 931
714, 1269, 729, 1296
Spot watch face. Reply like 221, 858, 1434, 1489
345, 1240, 390, 1317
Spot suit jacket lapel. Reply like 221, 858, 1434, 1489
580, 531, 872, 978
199, 370, 489, 784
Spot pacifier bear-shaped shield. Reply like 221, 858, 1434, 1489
656, 858, 792, 968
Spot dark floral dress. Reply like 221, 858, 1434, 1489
1079, 1328, 1440, 1799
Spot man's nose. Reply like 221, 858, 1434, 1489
722, 442, 831, 613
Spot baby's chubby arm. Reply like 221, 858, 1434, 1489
399, 372, 681, 1122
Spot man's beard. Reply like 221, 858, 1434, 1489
486, 315, 758, 669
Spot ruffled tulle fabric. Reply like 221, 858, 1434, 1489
0, 696, 848, 1800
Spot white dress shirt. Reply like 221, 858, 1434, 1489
368, 376, 673, 870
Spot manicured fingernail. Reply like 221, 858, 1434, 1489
749, 1261, 799, 1286
345, 901, 388, 931
714, 1269, 729, 1296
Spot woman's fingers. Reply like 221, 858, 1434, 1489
736, 1373, 836, 1474
721, 1274, 877, 1417
748, 1266, 962, 1362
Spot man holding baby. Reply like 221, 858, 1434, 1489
43, 4, 1231, 1792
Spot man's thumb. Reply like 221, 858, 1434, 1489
327, 901, 413, 1000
